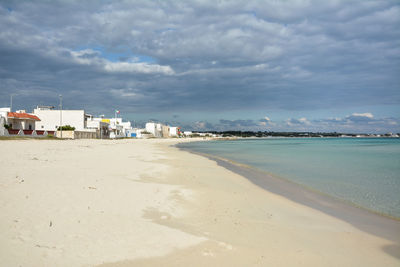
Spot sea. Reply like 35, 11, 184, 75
178, 138, 400, 218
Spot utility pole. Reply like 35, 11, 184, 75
100, 114, 104, 139
59, 95, 63, 139
10, 94, 13, 112
115, 110, 117, 138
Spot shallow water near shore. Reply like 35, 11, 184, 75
178, 138, 400, 219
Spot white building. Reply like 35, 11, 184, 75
86, 116, 110, 138
169, 126, 181, 137
0, 107, 58, 137
120, 121, 132, 137
7, 110, 41, 131
0, 107, 10, 119
106, 118, 130, 138
125, 128, 137, 138
184, 131, 193, 136
0, 107, 10, 136
145, 122, 162, 137
33, 106, 88, 131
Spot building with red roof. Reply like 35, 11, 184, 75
7, 110, 41, 134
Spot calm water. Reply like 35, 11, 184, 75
179, 138, 400, 218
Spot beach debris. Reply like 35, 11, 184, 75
49, 221, 52, 227
88, 186, 97, 190
36, 244, 56, 249
202, 249, 214, 257
16, 175, 24, 183
218, 242, 233, 250
32, 157, 39, 160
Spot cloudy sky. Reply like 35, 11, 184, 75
0, 0, 399, 133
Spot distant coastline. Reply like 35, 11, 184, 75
202, 130, 400, 138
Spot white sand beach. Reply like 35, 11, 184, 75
0, 139, 399, 267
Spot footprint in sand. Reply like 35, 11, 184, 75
218, 241, 233, 250
202, 249, 214, 257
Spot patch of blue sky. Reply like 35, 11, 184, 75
155, 27, 177, 34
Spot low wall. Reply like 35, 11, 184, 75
56, 130, 74, 139
0, 117, 5, 136
75, 131, 97, 139
56, 130, 97, 139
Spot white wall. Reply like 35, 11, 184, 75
145, 123, 163, 137
34, 109, 85, 131
7, 118, 35, 130
145, 122, 156, 136
169, 127, 179, 136
0, 116, 5, 136
0, 107, 10, 121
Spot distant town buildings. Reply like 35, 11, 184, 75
0, 105, 183, 139
2, 105, 399, 139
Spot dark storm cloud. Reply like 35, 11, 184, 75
0, 0, 399, 131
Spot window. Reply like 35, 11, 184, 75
41, 125, 44, 129
29, 124, 32, 130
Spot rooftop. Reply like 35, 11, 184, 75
8, 112, 41, 121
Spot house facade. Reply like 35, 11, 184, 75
33, 106, 88, 131
7, 111, 41, 132
169, 127, 181, 137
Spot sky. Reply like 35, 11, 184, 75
0, 0, 399, 133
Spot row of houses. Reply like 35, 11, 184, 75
145, 122, 181, 138
0, 106, 182, 139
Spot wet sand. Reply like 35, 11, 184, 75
200, 152, 400, 253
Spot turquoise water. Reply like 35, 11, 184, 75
179, 138, 400, 218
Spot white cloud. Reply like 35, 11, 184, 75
104, 62, 174, 75
351, 112, 374, 118
286, 117, 310, 126
110, 88, 142, 98
195, 121, 206, 128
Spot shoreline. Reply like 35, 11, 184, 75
177, 143, 400, 243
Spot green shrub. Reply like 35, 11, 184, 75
58, 125, 75, 131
